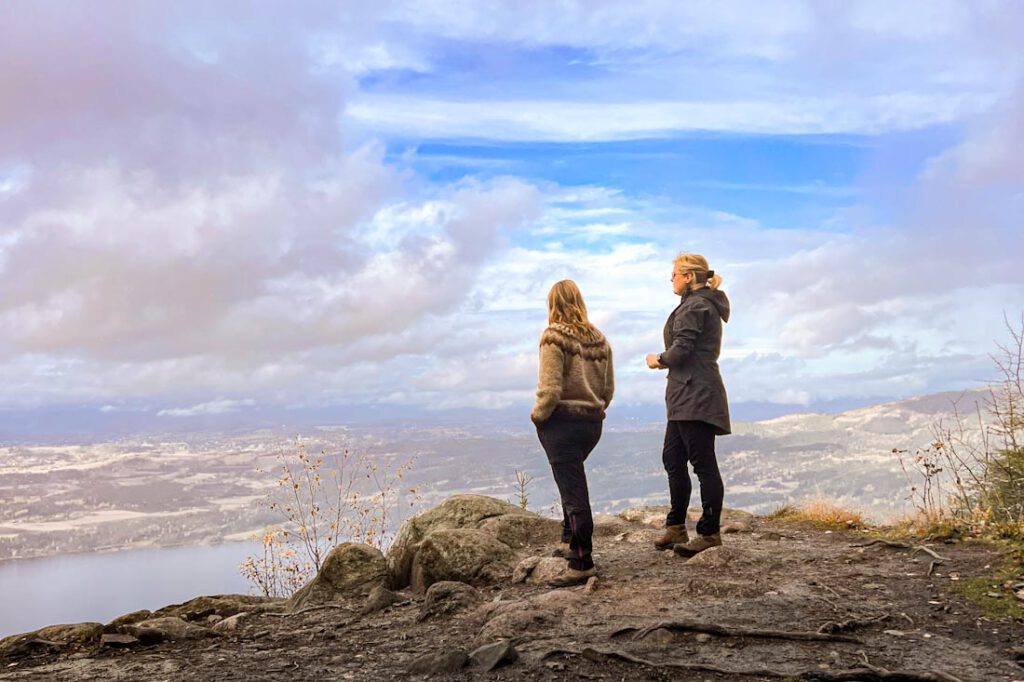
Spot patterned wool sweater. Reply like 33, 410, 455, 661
531, 323, 615, 424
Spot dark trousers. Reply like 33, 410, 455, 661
662, 420, 724, 536
536, 416, 602, 570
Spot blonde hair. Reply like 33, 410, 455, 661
547, 280, 594, 336
674, 252, 722, 290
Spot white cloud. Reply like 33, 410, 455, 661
158, 398, 255, 418
347, 93, 995, 141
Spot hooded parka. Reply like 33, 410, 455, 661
658, 287, 731, 435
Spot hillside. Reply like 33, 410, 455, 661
2, 495, 1021, 681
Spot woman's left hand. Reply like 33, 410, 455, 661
645, 353, 664, 369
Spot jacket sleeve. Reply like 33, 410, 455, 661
531, 340, 564, 424
603, 344, 615, 408
659, 303, 706, 368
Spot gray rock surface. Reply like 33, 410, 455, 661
386, 494, 534, 587
419, 581, 481, 620
469, 639, 519, 671
287, 543, 387, 612
125, 617, 220, 644
409, 528, 517, 593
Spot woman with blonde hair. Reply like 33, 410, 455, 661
531, 280, 614, 587
646, 253, 731, 558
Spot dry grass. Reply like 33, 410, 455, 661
766, 499, 865, 530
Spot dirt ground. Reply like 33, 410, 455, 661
2, 513, 1023, 682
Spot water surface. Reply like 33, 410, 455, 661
0, 543, 259, 638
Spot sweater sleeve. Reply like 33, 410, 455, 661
660, 302, 706, 368
603, 344, 615, 409
531, 340, 564, 424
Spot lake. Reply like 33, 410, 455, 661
0, 542, 260, 638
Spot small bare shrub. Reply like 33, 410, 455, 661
240, 438, 417, 597
893, 314, 1024, 539
512, 469, 534, 510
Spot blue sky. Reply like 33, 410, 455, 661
0, 1, 1022, 427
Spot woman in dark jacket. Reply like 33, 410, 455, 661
645, 252, 730, 557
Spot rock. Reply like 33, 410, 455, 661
477, 513, 561, 549
0, 622, 103, 660
0, 635, 62, 661
410, 528, 517, 593
688, 544, 753, 565
206, 614, 223, 625
584, 576, 599, 593
100, 633, 139, 648
419, 581, 481, 620
105, 610, 153, 632
407, 649, 469, 674
154, 595, 281, 621
512, 556, 569, 585
695, 633, 713, 643
361, 585, 404, 616
617, 506, 670, 527
593, 514, 634, 536
125, 617, 220, 644
475, 602, 560, 646
212, 613, 246, 633
469, 640, 519, 671
721, 521, 750, 534
756, 531, 784, 542
530, 589, 584, 609
1015, 589, 1024, 603
387, 495, 534, 588
34, 623, 104, 648
287, 543, 387, 612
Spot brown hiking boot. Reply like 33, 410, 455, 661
548, 566, 597, 588
672, 533, 722, 558
653, 524, 689, 550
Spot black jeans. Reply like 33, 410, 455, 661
662, 420, 724, 536
536, 415, 603, 570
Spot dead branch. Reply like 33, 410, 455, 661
912, 545, 949, 561
537, 646, 963, 681
621, 619, 862, 643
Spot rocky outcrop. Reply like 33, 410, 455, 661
124, 617, 220, 644
154, 594, 283, 621
287, 542, 388, 612
410, 528, 517, 592
0, 622, 103, 661
387, 494, 558, 590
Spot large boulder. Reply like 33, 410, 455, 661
387, 495, 549, 588
410, 528, 517, 593
287, 542, 387, 612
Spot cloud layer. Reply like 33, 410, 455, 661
1, 1, 1022, 421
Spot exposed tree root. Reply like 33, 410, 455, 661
613, 619, 862, 643
817, 613, 890, 634
537, 646, 964, 682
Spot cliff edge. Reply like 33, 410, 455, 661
2, 495, 1022, 681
